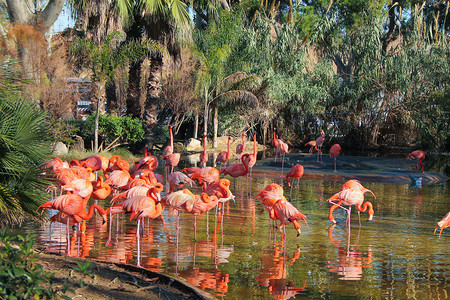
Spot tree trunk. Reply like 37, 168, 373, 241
127, 59, 143, 119
94, 83, 106, 153
106, 78, 118, 114
194, 112, 199, 139
143, 53, 163, 149
6, 0, 64, 80
94, 99, 100, 153
203, 86, 209, 137
213, 104, 218, 148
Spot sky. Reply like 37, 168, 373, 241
53, 4, 75, 34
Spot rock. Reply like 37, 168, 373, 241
52, 142, 68, 156
185, 138, 201, 151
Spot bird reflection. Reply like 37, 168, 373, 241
174, 212, 232, 296
178, 267, 229, 296
327, 225, 372, 280
256, 244, 306, 300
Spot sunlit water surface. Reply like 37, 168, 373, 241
18, 165, 450, 299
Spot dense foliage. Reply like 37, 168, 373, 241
2, 0, 449, 152
0, 230, 70, 298
70, 114, 145, 151
0, 62, 52, 227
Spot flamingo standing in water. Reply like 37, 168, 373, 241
200, 135, 209, 167
162, 189, 220, 240
327, 180, 375, 227
163, 126, 175, 157
216, 136, 231, 170
220, 154, 251, 188
273, 128, 279, 161
235, 132, 247, 160
434, 211, 450, 238
38, 179, 107, 254
164, 152, 181, 174
91, 175, 111, 203
329, 144, 342, 172
190, 167, 220, 188
305, 140, 316, 154
166, 171, 195, 193
276, 139, 289, 176
315, 130, 325, 162
286, 164, 304, 198
112, 185, 164, 267
406, 150, 425, 173
243, 132, 257, 177
256, 183, 307, 239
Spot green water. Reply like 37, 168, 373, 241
17, 157, 450, 299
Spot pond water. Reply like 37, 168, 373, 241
18, 155, 450, 299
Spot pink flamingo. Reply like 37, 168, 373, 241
327, 182, 375, 227
256, 183, 307, 238
329, 144, 342, 172
167, 171, 195, 193
243, 132, 257, 177
286, 164, 304, 198
305, 140, 316, 154
163, 126, 175, 157
216, 136, 231, 169
190, 167, 220, 188
406, 150, 425, 173
106, 155, 130, 173
79, 154, 109, 172
276, 140, 289, 176
315, 130, 325, 162
235, 132, 247, 160
199, 135, 209, 167
112, 185, 164, 267
220, 154, 251, 187
164, 152, 181, 174
434, 211, 450, 238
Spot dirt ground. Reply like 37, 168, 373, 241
36, 252, 215, 300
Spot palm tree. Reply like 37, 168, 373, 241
0, 63, 53, 227
70, 31, 163, 152
69, 0, 193, 148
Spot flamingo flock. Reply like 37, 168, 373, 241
38, 127, 446, 270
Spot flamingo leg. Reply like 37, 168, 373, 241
328, 200, 345, 223
66, 217, 70, 256
105, 211, 113, 247
194, 215, 197, 241
136, 218, 141, 268
334, 156, 337, 173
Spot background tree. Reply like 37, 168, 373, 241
70, 31, 163, 152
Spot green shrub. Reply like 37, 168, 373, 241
0, 230, 70, 299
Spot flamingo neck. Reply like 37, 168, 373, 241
170, 127, 174, 148
356, 202, 374, 216
241, 155, 249, 174
253, 134, 257, 155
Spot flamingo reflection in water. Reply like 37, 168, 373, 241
45, 212, 106, 258
175, 209, 232, 297
256, 244, 306, 300
327, 225, 373, 281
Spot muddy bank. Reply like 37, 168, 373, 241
36, 252, 215, 300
